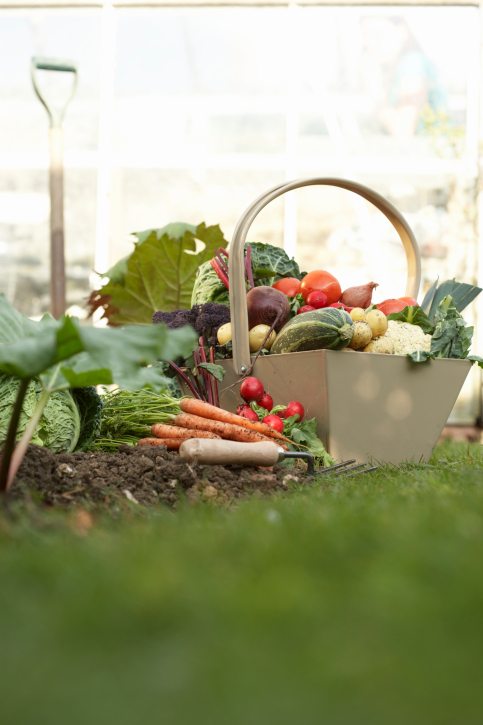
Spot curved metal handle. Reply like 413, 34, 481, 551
228, 177, 421, 374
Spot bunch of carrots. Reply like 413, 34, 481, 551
137, 398, 292, 451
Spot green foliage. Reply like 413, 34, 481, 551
407, 295, 483, 367
191, 260, 230, 307
92, 223, 226, 324
0, 374, 80, 453
191, 241, 303, 306
421, 277, 482, 322
283, 414, 335, 467
0, 294, 197, 392
387, 305, 433, 334
71, 387, 104, 452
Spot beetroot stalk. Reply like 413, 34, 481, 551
210, 347, 220, 408
245, 245, 255, 290
210, 258, 229, 290
168, 361, 201, 400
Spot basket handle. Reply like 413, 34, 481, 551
228, 177, 421, 374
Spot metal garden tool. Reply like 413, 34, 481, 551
179, 439, 378, 480
31, 57, 78, 319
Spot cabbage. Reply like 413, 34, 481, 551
191, 242, 303, 307
0, 373, 80, 453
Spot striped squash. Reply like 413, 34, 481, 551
271, 308, 354, 354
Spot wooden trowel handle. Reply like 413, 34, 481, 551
179, 439, 284, 467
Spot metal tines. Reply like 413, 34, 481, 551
317, 459, 378, 478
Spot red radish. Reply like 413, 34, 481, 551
284, 401, 305, 422
240, 377, 264, 403
275, 408, 286, 419
306, 291, 328, 309
329, 302, 348, 309
236, 404, 259, 422
297, 305, 316, 315
262, 414, 284, 433
258, 393, 274, 412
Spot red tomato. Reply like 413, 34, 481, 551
272, 277, 301, 297
306, 291, 328, 309
297, 305, 316, 315
300, 270, 341, 304
377, 299, 408, 316
329, 302, 348, 310
398, 296, 419, 306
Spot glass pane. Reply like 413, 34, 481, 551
0, 8, 101, 316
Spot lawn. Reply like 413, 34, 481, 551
1, 440, 483, 725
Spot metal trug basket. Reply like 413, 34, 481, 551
217, 178, 471, 465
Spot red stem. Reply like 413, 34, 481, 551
210, 347, 220, 408
168, 361, 201, 400
210, 258, 229, 290
245, 245, 255, 290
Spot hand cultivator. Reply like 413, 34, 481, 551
178, 438, 377, 480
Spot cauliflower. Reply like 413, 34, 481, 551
385, 320, 432, 355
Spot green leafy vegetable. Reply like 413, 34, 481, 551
421, 278, 482, 321
71, 387, 104, 452
283, 415, 335, 467
407, 295, 482, 367
387, 305, 433, 334
288, 293, 306, 320
0, 294, 197, 492
191, 241, 303, 306
92, 388, 182, 451
0, 374, 80, 454
88, 223, 226, 324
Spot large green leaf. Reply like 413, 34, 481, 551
421, 278, 482, 320
92, 223, 226, 324
0, 295, 197, 391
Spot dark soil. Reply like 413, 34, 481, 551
10, 444, 301, 509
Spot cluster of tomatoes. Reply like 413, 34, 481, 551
236, 376, 304, 434
272, 271, 418, 316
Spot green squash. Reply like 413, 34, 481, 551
271, 308, 354, 354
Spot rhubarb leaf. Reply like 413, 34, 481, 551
89, 223, 225, 324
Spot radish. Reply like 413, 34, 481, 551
297, 305, 316, 315
306, 291, 328, 309
262, 414, 284, 433
258, 393, 273, 412
284, 401, 304, 422
240, 377, 264, 403
236, 404, 259, 422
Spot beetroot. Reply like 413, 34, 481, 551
240, 377, 264, 403
246, 286, 290, 333
258, 393, 274, 412
262, 414, 284, 433
340, 282, 378, 309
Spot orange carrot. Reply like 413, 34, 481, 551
173, 413, 288, 450
137, 438, 183, 450
179, 398, 291, 443
151, 424, 221, 440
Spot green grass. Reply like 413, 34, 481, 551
1, 441, 483, 724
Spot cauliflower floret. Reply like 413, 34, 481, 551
385, 320, 432, 355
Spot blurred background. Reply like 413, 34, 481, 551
1, 0, 482, 424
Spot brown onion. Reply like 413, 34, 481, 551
340, 282, 379, 309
